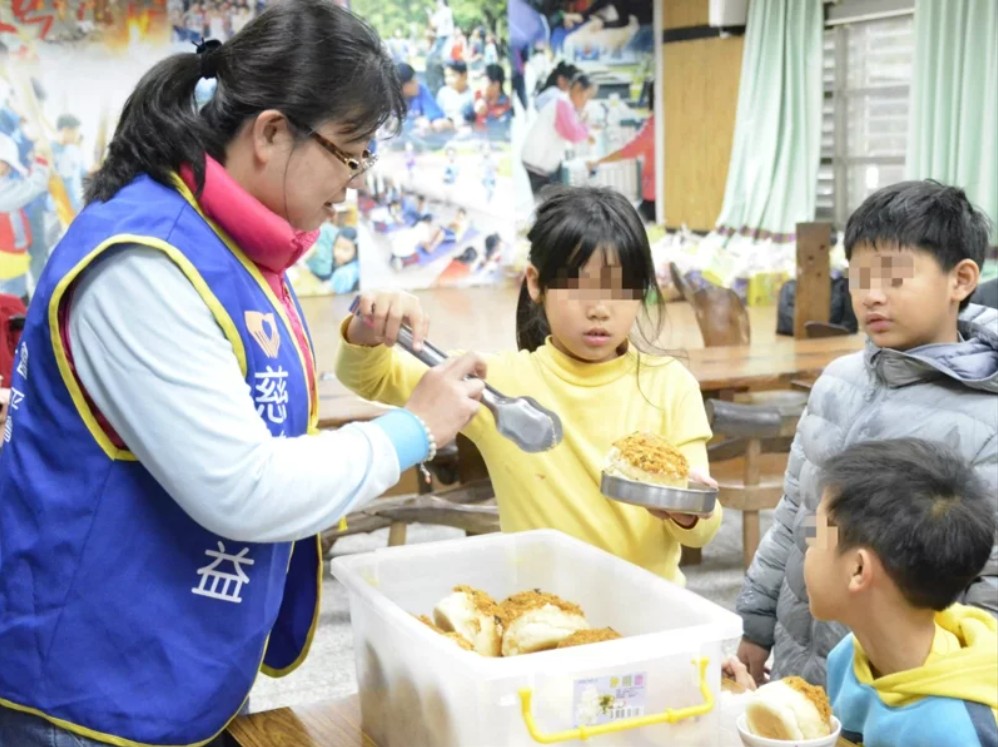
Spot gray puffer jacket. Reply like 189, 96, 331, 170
737, 304, 998, 686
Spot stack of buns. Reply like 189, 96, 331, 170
414, 586, 621, 657
556, 627, 622, 649
415, 614, 475, 652
744, 677, 834, 740
432, 585, 503, 657
496, 590, 590, 656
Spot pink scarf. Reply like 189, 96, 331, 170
179, 156, 318, 402
179, 156, 320, 294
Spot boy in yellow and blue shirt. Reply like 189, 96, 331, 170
807, 438, 997, 747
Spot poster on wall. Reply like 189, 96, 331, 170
344, 0, 514, 291
0, 0, 364, 302
509, 0, 657, 228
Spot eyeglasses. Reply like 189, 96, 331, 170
287, 117, 377, 177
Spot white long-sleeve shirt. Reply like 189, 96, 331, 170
520, 91, 590, 175
0, 164, 50, 213
68, 246, 421, 543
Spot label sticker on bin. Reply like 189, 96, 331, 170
572, 673, 647, 727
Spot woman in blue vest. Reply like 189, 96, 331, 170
0, 2, 486, 745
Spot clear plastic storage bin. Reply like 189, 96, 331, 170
332, 529, 742, 746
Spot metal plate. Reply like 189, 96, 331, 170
600, 473, 718, 515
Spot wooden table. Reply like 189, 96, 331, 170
687, 335, 864, 393
228, 691, 858, 746
317, 334, 866, 427
228, 695, 374, 746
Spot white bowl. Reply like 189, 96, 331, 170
736, 713, 842, 747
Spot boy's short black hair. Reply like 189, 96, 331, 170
485, 63, 505, 86
396, 62, 416, 85
844, 180, 991, 310
820, 438, 994, 611
447, 60, 468, 75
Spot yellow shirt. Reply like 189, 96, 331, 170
335, 322, 721, 584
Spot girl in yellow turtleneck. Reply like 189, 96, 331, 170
335, 186, 721, 584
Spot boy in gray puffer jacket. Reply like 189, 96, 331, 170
736, 180, 998, 687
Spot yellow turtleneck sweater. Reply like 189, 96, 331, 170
335, 321, 721, 584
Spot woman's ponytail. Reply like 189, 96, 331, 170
85, 52, 214, 203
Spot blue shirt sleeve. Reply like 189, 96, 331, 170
417, 85, 445, 121
371, 409, 431, 472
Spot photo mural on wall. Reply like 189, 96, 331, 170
510, 0, 657, 228
0, 1, 286, 299
331, 0, 515, 292
0, 0, 654, 302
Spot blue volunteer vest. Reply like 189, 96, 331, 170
0, 174, 322, 746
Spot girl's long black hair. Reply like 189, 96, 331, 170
516, 185, 666, 354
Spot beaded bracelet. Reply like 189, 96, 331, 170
409, 413, 438, 485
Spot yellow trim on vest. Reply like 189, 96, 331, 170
170, 175, 322, 678
0, 695, 250, 747
170, 176, 319, 425
259, 534, 324, 678
48, 235, 248, 461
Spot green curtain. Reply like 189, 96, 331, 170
907, 0, 998, 237
714, 0, 824, 238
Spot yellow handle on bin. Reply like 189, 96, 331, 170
519, 657, 713, 744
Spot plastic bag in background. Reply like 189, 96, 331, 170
693, 232, 796, 304
747, 270, 791, 307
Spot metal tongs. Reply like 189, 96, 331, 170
394, 325, 563, 453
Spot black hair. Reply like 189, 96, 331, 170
87, 0, 405, 204
397, 62, 416, 84
447, 60, 468, 75
820, 438, 995, 611
538, 61, 579, 94
516, 185, 664, 353
485, 232, 501, 257
57, 114, 82, 130
485, 63, 505, 87
569, 73, 594, 91
844, 180, 992, 310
